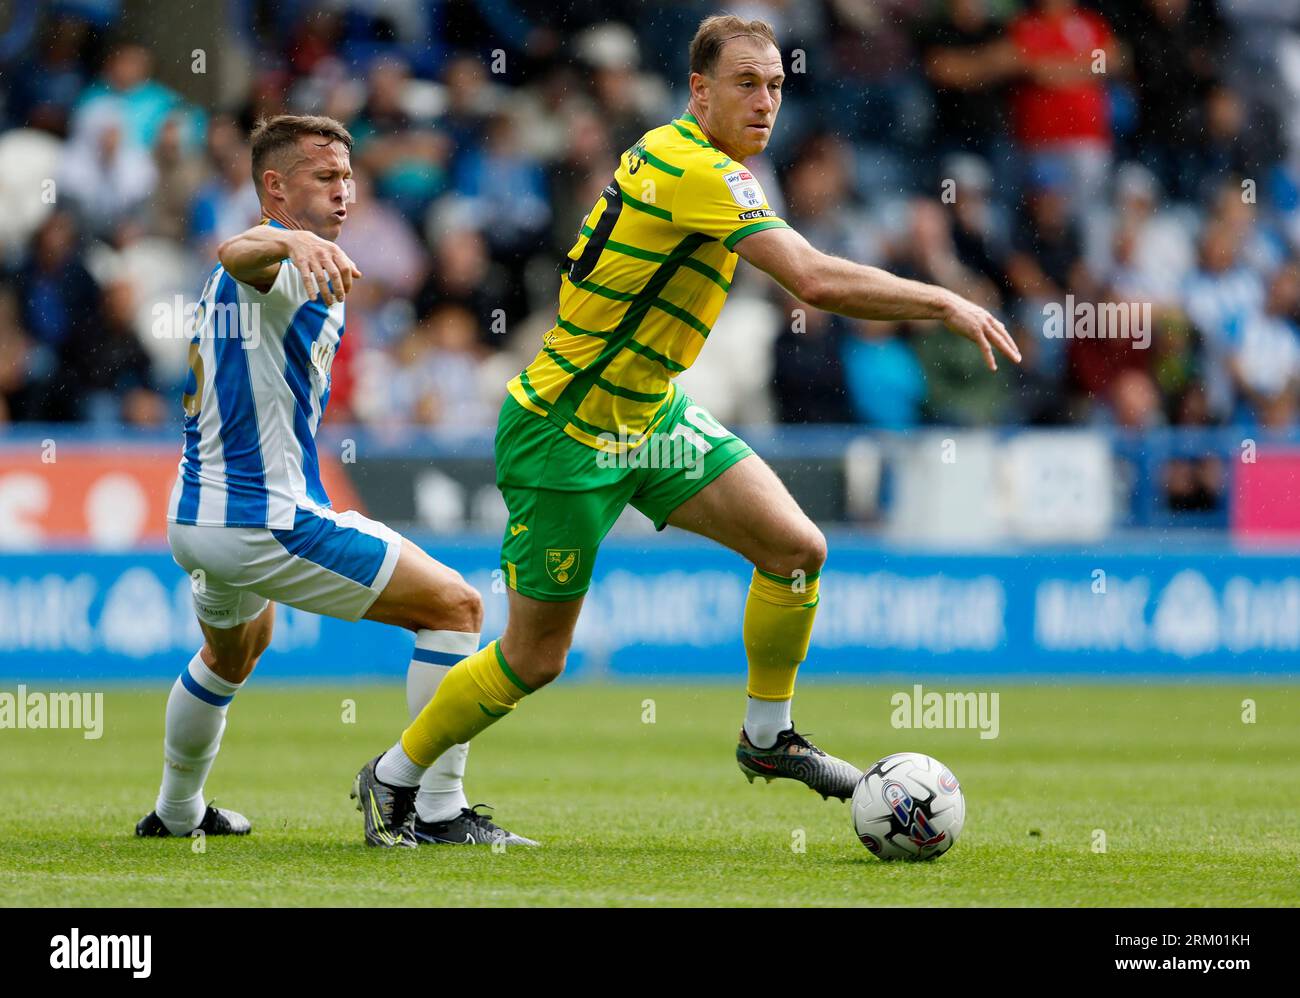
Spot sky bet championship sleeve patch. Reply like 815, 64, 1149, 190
722, 168, 766, 209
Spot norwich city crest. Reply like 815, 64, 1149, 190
545, 548, 580, 585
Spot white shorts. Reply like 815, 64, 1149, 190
167, 505, 404, 629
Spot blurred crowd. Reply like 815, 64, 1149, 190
4, 0, 1300, 501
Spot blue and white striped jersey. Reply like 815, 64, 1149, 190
167, 222, 345, 529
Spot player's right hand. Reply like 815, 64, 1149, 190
286, 230, 363, 306
940, 294, 1021, 372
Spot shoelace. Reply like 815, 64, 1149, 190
784, 730, 826, 756
463, 803, 499, 829
464, 804, 514, 842
415, 804, 489, 831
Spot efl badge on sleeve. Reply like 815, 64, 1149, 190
722, 169, 765, 209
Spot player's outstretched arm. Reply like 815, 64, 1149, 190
736, 225, 1020, 372
217, 226, 362, 305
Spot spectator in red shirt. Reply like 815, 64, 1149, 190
1009, 0, 1121, 217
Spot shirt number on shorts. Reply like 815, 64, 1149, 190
669, 406, 729, 454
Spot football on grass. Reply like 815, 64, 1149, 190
851, 752, 965, 861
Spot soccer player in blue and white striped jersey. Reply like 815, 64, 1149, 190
136, 115, 533, 848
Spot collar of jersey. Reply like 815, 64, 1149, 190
676, 111, 717, 148
261, 217, 289, 230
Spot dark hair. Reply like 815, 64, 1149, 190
688, 14, 779, 77
249, 115, 353, 197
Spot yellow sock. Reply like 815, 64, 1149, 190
399, 639, 532, 766
743, 568, 820, 701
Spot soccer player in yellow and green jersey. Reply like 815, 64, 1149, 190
354, 15, 1021, 846
504, 110, 788, 451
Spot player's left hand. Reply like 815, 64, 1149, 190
940, 294, 1021, 372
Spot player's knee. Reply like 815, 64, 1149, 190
448, 578, 484, 633
798, 525, 828, 575
759, 522, 826, 578
501, 629, 569, 688
525, 646, 568, 687
419, 574, 482, 634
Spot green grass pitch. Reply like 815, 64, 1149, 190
1, 683, 1296, 907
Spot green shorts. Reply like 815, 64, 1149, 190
495, 389, 753, 600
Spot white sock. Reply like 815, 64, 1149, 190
407, 629, 478, 823
155, 652, 242, 835
744, 696, 792, 749
376, 738, 427, 787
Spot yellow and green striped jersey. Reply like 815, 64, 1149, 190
506, 111, 789, 452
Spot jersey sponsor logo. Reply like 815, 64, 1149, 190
737, 208, 776, 221
722, 168, 765, 209
309, 339, 336, 392
545, 548, 580, 585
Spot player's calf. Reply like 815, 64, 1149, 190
497, 589, 584, 690
201, 603, 275, 685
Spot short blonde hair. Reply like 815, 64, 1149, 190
688, 14, 779, 77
